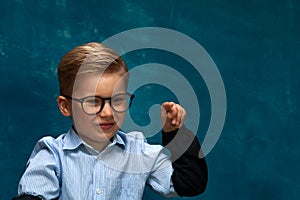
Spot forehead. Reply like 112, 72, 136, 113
72, 73, 127, 97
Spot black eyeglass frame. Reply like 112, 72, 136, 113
62, 92, 134, 115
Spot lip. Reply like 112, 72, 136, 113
99, 122, 115, 130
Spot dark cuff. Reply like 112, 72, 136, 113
12, 194, 42, 200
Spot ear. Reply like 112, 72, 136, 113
57, 96, 71, 116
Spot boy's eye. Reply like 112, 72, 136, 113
84, 98, 102, 106
112, 96, 126, 105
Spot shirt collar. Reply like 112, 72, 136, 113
62, 128, 127, 151
62, 128, 83, 150
115, 130, 127, 148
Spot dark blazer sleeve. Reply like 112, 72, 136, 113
12, 194, 42, 200
162, 126, 208, 197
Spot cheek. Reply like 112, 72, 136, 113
72, 107, 94, 126
113, 112, 126, 125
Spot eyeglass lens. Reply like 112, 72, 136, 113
82, 93, 132, 114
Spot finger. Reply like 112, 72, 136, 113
168, 103, 178, 120
174, 104, 182, 126
175, 104, 182, 126
162, 102, 178, 119
168, 104, 178, 125
179, 106, 186, 127
174, 104, 186, 127
161, 102, 172, 127
162, 102, 174, 112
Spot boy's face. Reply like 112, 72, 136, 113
70, 73, 127, 149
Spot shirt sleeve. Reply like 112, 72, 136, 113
18, 137, 61, 199
162, 126, 208, 197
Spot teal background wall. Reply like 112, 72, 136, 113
0, 0, 299, 199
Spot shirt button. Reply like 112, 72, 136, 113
96, 188, 102, 195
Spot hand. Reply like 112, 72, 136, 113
161, 102, 186, 133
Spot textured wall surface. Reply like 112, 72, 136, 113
0, 0, 299, 199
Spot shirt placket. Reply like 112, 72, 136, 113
93, 154, 106, 200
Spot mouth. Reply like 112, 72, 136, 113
99, 122, 115, 131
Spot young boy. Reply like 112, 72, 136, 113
14, 42, 207, 199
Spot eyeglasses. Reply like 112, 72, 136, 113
62, 92, 134, 115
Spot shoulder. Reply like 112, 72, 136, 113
29, 133, 66, 159
32, 128, 81, 152
35, 134, 65, 149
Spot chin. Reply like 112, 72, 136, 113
98, 130, 117, 140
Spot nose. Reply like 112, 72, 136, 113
99, 100, 113, 117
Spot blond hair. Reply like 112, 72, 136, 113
57, 42, 128, 95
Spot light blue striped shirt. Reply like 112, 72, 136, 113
18, 128, 177, 199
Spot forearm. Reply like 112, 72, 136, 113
162, 126, 208, 196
